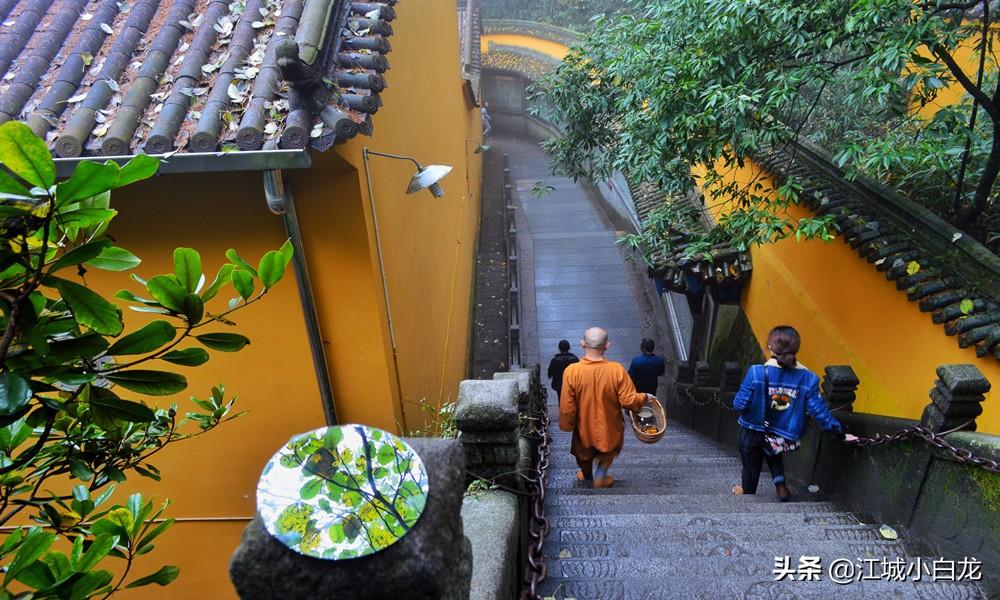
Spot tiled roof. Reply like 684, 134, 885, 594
631, 179, 752, 299
758, 144, 1000, 362
0, 0, 397, 160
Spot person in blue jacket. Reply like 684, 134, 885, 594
628, 338, 666, 395
732, 325, 857, 501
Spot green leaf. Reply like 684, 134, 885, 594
48, 333, 110, 360
55, 207, 117, 229
906, 260, 921, 276
56, 161, 119, 205
87, 246, 141, 271
75, 533, 116, 572
146, 274, 187, 312
226, 249, 258, 276
200, 263, 233, 302
4, 528, 56, 585
69, 569, 115, 600
0, 121, 55, 189
136, 518, 174, 553
104, 370, 187, 396
231, 269, 254, 300
300, 478, 323, 500
196, 332, 250, 352
106, 320, 176, 355
182, 293, 204, 324
125, 565, 180, 588
258, 250, 289, 289
52, 277, 123, 335
116, 154, 159, 188
89, 387, 156, 422
47, 239, 112, 273
0, 372, 33, 417
160, 348, 209, 366
0, 165, 30, 197
960, 298, 975, 315
173, 248, 202, 293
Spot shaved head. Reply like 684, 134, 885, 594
583, 327, 609, 350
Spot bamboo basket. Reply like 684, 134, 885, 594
629, 396, 667, 443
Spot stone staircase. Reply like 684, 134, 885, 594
538, 405, 987, 600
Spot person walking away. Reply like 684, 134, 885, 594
481, 102, 492, 137
560, 327, 651, 489
732, 325, 857, 501
628, 338, 666, 395
547, 340, 579, 398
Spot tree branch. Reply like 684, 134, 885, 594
934, 44, 999, 121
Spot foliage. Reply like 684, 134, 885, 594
0, 121, 291, 597
258, 425, 428, 559
407, 399, 457, 439
534, 0, 1000, 258
481, 0, 631, 30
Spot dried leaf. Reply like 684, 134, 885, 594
952, 232, 963, 242
878, 525, 898, 540
807, 484, 819, 493
80, 12, 93, 21
264, 122, 277, 135
310, 123, 323, 138
106, 79, 120, 92
100, 22, 113, 34
93, 123, 110, 138
364, 8, 381, 19
67, 93, 88, 104
558, 549, 571, 558
227, 83, 244, 102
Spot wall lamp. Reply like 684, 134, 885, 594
362, 149, 453, 198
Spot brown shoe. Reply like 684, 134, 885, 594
593, 475, 615, 489
775, 482, 791, 502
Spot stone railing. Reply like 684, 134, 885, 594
228, 366, 546, 600
669, 361, 1000, 595
456, 365, 545, 600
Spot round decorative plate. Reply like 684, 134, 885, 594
257, 424, 429, 560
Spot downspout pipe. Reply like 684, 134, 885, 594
263, 169, 338, 425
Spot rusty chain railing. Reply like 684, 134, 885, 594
673, 383, 1000, 475
848, 422, 1000, 474
521, 387, 550, 600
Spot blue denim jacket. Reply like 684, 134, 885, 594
732, 359, 843, 441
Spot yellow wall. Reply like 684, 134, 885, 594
481, 33, 569, 60
699, 161, 1000, 433
70, 0, 482, 597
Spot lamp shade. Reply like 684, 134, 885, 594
406, 164, 453, 196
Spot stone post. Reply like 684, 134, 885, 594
921, 364, 991, 432
821, 365, 860, 412
455, 379, 520, 485
229, 438, 472, 600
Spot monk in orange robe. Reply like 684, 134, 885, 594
559, 327, 651, 488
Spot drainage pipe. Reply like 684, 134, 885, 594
263, 169, 338, 425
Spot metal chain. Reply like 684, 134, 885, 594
672, 383, 999, 475
522, 387, 551, 600
849, 421, 1000, 475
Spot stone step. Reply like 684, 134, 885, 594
542, 555, 982, 581
549, 523, 894, 544
544, 539, 910, 560
547, 511, 865, 529
545, 496, 842, 518
537, 576, 985, 600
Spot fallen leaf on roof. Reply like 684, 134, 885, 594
100, 23, 113, 34
365, 8, 381, 19
67, 93, 87, 104
81, 13, 93, 20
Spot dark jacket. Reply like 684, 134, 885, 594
547, 352, 579, 392
733, 359, 843, 441
628, 353, 666, 395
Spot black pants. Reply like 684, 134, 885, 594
738, 427, 786, 493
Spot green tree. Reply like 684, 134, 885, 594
0, 121, 291, 598
535, 0, 1000, 256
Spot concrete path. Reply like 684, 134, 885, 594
494, 134, 985, 600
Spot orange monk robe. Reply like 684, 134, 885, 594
559, 357, 648, 457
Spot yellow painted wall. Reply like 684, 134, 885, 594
482, 33, 569, 60
85, 170, 323, 599
69, 0, 482, 597
699, 161, 1000, 433
330, 0, 483, 432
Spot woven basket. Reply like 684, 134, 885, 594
629, 396, 667, 444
